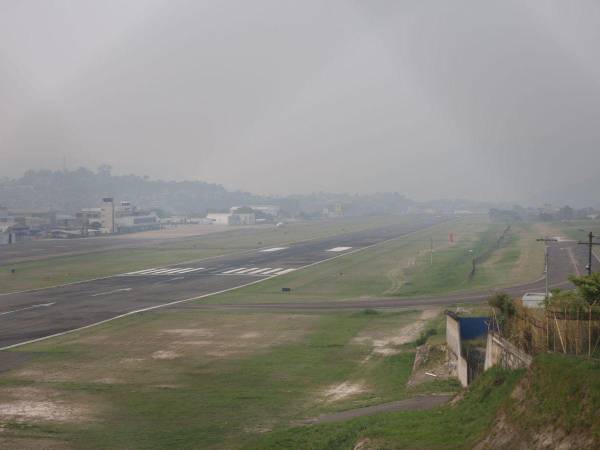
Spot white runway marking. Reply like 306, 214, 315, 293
260, 247, 289, 252
0, 303, 55, 316
123, 267, 204, 276
236, 268, 260, 274
219, 267, 295, 276
222, 267, 247, 274
92, 288, 132, 297
327, 246, 353, 252
248, 268, 272, 274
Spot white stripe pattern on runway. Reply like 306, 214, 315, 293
122, 267, 204, 276
274, 268, 295, 275
327, 246, 353, 252
222, 267, 247, 274
219, 267, 295, 276
236, 268, 260, 274
260, 247, 289, 252
247, 268, 272, 274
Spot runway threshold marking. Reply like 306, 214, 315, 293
247, 268, 272, 274
92, 288, 133, 297
219, 267, 294, 276
0, 303, 55, 317
327, 247, 353, 252
222, 267, 247, 274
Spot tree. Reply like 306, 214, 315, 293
488, 292, 515, 331
569, 273, 600, 305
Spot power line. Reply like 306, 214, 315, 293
577, 231, 600, 276
537, 237, 558, 299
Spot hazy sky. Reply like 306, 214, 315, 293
2, 0, 600, 202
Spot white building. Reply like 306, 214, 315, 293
206, 212, 256, 226
86, 199, 158, 234
522, 293, 548, 308
100, 198, 115, 233
249, 205, 280, 218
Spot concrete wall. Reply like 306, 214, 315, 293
485, 332, 533, 370
457, 354, 469, 387
446, 313, 461, 358
446, 313, 469, 387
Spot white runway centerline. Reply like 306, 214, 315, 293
327, 246, 353, 252
260, 247, 289, 252
92, 288, 132, 297
0, 303, 55, 317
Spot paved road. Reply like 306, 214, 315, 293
0, 217, 445, 349
300, 394, 454, 424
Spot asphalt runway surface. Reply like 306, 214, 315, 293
0, 217, 447, 350
0, 225, 252, 266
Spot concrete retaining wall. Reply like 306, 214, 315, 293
446, 312, 474, 387
446, 313, 461, 358
485, 332, 533, 370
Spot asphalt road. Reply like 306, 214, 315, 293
0, 217, 446, 350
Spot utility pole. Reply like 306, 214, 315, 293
577, 231, 600, 276
537, 237, 558, 299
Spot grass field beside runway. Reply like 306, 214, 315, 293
0, 307, 456, 449
0, 215, 432, 293
203, 219, 545, 305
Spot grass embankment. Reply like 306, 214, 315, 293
0, 308, 455, 449
0, 215, 431, 293
248, 353, 600, 449
246, 367, 523, 450
204, 219, 545, 305
502, 354, 600, 444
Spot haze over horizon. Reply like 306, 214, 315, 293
2, 1, 600, 203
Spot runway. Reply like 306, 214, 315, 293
0, 217, 446, 349
0, 224, 242, 266
187, 239, 595, 311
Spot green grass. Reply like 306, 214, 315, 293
203, 218, 544, 305
244, 367, 523, 450
0, 215, 433, 293
504, 353, 600, 437
0, 309, 452, 449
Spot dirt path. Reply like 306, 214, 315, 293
300, 394, 453, 424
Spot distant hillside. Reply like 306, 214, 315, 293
0, 167, 267, 215
0, 167, 416, 216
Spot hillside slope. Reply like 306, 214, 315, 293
476, 354, 600, 450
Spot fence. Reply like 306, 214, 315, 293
502, 303, 600, 359
470, 225, 511, 279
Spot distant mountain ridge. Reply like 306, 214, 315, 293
0, 167, 503, 217
0, 167, 266, 215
